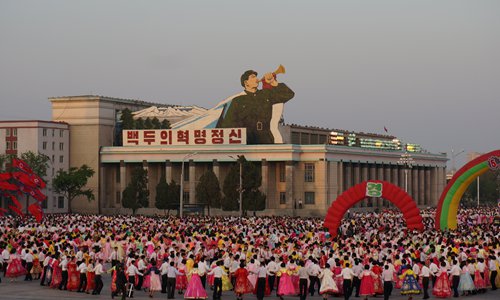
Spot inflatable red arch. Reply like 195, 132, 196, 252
324, 180, 424, 238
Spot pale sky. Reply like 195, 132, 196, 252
1, 0, 499, 168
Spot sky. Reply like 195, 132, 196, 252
1, 0, 499, 168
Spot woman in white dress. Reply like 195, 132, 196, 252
318, 264, 339, 299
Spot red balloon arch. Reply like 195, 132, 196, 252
323, 180, 424, 238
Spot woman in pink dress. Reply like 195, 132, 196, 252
246, 259, 258, 289
333, 261, 344, 295
5, 249, 26, 280
359, 265, 376, 300
432, 263, 451, 298
184, 263, 208, 299
145, 262, 161, 298
277, 263, 295, 299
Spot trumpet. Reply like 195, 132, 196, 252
259, 65, 285, 84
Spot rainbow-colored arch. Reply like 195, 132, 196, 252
436, 149, 500, 230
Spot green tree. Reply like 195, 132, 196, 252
135, 118, 145, 129
53, 165, 95, 213
222, 156, 265, 213
121, 166, 149, 214
196, 170, 221, 216
167, 180, 180, 212
155, 175, 170, 214
152, 117, 161, 129
160, 119, 171, 129
120, 108, 135, 129
463, 171, 500, 206
144, 118, 153, 129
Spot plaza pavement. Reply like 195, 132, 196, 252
0, 274, 498, 300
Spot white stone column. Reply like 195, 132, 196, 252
165, 160, 172, 183
119, 160, 126, 208
285, 161, 294, 210
412, 167, 419, 204
261, 159, 269, 208
189, 160, 196, 204
419, 167, 425, 206
212, 159, 220, 182
425, 168, 431, 206
377, 165, 384, 207
337, 161, 344, 195
329, 161, 339, 205
431, 167, 438, 206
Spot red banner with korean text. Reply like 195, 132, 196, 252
123, 128, 246, 146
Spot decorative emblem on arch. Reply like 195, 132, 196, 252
324, 180, 424, 238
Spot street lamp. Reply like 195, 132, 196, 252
398, 152, 414, 192
450, 149, 465, 177
229, 155, 243, 217
180, 152, 197, 218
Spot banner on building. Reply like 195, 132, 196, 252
123, 128, 247, 146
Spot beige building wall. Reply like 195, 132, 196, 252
51, 96, 164, 213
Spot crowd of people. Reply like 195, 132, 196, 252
0, 207, 499, 300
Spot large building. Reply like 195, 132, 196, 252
50, 95, 448, 216
0, 120, 69, 213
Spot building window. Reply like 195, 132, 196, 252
52, 129, 55, 137
6, 128, 10, 136
116, 191, 121, 204
279, 163, 286, 182
183, 167, 189, 181
59, 143, 64, 151
42, 141, 47, 150
59, 156, 63, 163
41, 199, 48, 209
52, 142, 55, 150
304, 163, 315, 182
12, 141, 17, 150
183, 191, 189, 202
6, 141, 10, 150
58, 196, 64, 208
12, 128, 17, 136
279, 192, 286, 204
304, 192, 315, 204
51, 155, 55, 163
53, 196, 57, 208
43, 128, 47, 136
60, 129, 63, 137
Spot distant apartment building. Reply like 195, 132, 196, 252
0, 120, 69, 213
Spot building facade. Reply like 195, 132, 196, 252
49, 96, 448, 216
0, 120, 69, 213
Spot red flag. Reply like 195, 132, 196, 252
29, 173, 46, 189
28, 203, 43, 222
8, 205, 24, 217
12, 158, 34, 174
9, 194, 22, 210
19, 185, 46, 202
12, 172, 37, 188
0, 172, 12, 181
0, 181, 19, 191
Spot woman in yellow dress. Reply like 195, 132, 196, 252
221, 266, 233, 291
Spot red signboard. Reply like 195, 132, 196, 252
123, 128, 246, 146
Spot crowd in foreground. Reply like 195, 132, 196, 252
0, 207, 499, 300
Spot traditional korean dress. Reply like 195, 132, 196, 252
6, 254, 26, 278
432, 269, 451, 298
184, 268, 208, 299
234, 267, 254, 295
277, 268, 296, 296
318, 268, 339, 295
359, 270, 376, 296
400, 269, 421, 295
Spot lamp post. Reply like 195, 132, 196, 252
229, 155, 243, 217
398, 152, 414, 192
180, 152, 197, 218
450, 149, 465, 177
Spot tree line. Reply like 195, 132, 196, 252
121, 156, 266, 215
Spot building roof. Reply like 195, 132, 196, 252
49, 95, 172, 108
